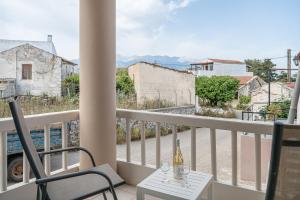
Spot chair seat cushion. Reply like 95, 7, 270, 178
46, 164, 124, 200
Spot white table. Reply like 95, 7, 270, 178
136, 169, 213, 200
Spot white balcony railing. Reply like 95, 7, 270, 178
116, 109, 274, 191
0, 109, 274, 197
0, 110, 79, 193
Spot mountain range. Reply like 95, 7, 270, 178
72, 55, 192, 71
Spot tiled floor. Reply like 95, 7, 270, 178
89, 184, 161, 200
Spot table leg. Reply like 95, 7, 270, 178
207, 184, 213, 200
136, 188, 144, 200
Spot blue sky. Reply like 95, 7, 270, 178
0, 0, 299, 67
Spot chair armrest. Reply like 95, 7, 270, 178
36, 169, 117, 200
38, 147, 96, 167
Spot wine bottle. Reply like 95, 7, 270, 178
173, 139, 184, 179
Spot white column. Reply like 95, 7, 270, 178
80, 0, 116, 170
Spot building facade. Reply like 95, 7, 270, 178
189, 58, 253, 77
251, 82, 293, 111
238, 76, 266, 97
0, 36, 76, 97
128, 62, 195, 106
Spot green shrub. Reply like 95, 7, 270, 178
196, 76, 239, 106
116, 69, 135, 95
236, 96, 251, 110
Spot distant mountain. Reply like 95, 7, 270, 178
116, 55, 190, 69
72, 55, 191, 71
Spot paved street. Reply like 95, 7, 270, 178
117, 128, 235, 183
9, 128, 257, 188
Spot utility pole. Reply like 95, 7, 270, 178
287, 49, 291, 82
265, 59, 272, 106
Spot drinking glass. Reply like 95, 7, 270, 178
182, 164, 191, 187
160, 161, 170, 183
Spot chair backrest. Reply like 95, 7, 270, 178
9, 100, 46, 179
265, 122, 300, 200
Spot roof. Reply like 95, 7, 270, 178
0, 39, 57, 55
128, 61, 193, 75
233, 76, 254, 85
191, 58, 244, 65
0, 43, 76, 66
286, 82, 295, 89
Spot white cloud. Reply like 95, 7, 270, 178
0, 0, 192, 59
0, 0, 79, 59
116, 0, 192, 56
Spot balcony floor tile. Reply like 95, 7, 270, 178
88, 184, 162, 200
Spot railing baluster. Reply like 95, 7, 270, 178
210, 128, 217, 180
156, 122, 161, 169
255, 133, 262, 191
0, 132, 7, 192
141, 121, 146, 166
126, 118, 131, 163
62, 122, 68, 170
231, 131, 238, 186
172, 125, 177, 158
191, 127, 196, 171
44, 125, 51, 175
23, 151, 30, 183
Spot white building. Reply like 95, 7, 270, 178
189, 58, 253, 77
0, 35, 76, 97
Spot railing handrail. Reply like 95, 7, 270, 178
0, 108, 274, 134
0, 110, 79, 132
117, 108, 274, 134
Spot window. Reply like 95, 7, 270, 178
22, 64, 32, 80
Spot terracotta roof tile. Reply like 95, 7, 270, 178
233, 76, 253, 85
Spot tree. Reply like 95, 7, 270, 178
116, 69, 135, 95
195, 76, 239, 106
245, 59, 276, 82
276, 71, 296, 82
63, 74, 79, 96
276, 71, 288, 82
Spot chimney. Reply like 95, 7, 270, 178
47, 35, 53, 42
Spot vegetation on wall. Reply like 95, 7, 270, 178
116, 69, 135, 95
259, 99, 291, 120
195, 76, 239, 106
236, 96, 251, 110
63, 74, 79, 96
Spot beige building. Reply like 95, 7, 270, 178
128, 62, 195, 106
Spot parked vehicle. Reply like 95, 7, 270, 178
7, 128, 62, 182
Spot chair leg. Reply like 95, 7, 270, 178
110, 187, 118, 200
36, 186, 40, 200
102, 192, 107, 200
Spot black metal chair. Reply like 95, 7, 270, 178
9, 100, 125, 200
265, 122, 300, 200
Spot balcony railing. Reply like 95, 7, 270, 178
0, 110, 79, 192
0, 109, 274, 198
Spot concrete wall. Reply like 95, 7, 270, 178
128, 62, 195, 106
61, 62, 75, 80
195, 63, 253, 77
0, 44, 62, 96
